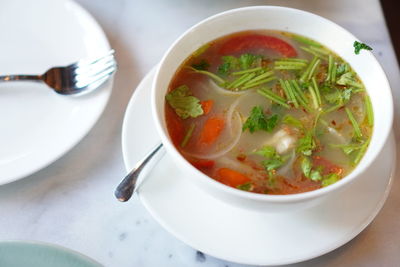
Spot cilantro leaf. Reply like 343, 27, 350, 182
239, 53, 260, 69
322, 173, 339, 187
236, 182, 253, 191
165, 85, 204, 119
353, 41, 373, 55
253, 146, 276, 158
336, 63, 349, 76
337, 72, 363, 88
296, 131, 316, 156
242, 106, 278, 133
262, 158, 284, 171
191, 59, 210, 71
217, 56, 239, 75
310, 170, 322, 181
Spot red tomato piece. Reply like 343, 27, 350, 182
219, 34, 297, 57
312, 156, 343, 175
189, 158, 215, 169
200, 100, 214, 115
165, 106, 185, 146
217, 168, 251, 188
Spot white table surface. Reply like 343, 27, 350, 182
1, 0, 399, 266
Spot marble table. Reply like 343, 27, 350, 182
0, 0, 399, 266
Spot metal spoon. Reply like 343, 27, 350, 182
115, 143, 164, 202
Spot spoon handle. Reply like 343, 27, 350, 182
115, 143, 164, 202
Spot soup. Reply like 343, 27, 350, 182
164, 30, 373, 195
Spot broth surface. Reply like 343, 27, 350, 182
165, 30, 373, 194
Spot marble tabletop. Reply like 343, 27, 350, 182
0, 0, 399, 266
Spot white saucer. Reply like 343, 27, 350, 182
122, 67, 396, 266
0, 0, 112, 183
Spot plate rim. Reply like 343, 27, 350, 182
122, 67, 396, 266
0, 240, 102, 266
0, 0, 113, 184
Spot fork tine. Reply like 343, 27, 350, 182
72, 49, 115, 69
74, 56, 116, 75
76, 62, 116, 88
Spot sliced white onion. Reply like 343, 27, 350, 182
183, 111, 242, 159
277, 150, 296, 177
326, 126, 346, 144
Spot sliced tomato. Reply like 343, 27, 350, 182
312, 156, 343, 175
200, 100, 214, 115
165, 105, 185, 146
189, 158, 215, 169
219, 34, 297, 57
217, 168, 251, 188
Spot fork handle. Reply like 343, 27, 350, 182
0, 75, 42, 82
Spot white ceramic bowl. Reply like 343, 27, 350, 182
151, 6, 393, 212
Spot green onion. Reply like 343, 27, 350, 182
365, 95, 374, 126
323, 103, 343, 114
277, 58, 309, 63
300, 56, 318, 82
188, 67, 225, 84
353, 141, 369, 165
300, 47, 327, 59
345, 107, 362, 138
227, 73, 255, 89
274, 66, 304, 70
309, 46, 330, 55
308, 85, 319, 109
326, 55, 333, 82
257, 88, 290, 108
241, 76, 276, 89
275, 61, 307, 67
291, 80, 308, 104
292, 35, 322, 47
331, 63, 337, 83
232, 67, 263, 76
284, 80, 299, 108
181, 123, 196, 147
244, 70, 274, 85
311, 77, 322, 106
307, 58, 321, 81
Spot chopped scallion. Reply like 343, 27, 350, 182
345, 107, 362, 138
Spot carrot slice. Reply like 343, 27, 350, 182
200, 100, 214, 115
189, 158, 215, 169
198, 117, 224, 145
165, 105, 184, 146
219, 34, 297, 57
217, 168, 251, 187
313, 156, 343, 175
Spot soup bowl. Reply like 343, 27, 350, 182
151, 6, 393, 212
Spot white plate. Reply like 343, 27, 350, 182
0, 0, 112, 183
122, 68, 396, 266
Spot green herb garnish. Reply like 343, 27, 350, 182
191, 60, 210, 71
165, 85, 204, 119
236, 182, 253, 191
353, 41, 373, 55
322, 173, 339, 187
242, 106, 278, 133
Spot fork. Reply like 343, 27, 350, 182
0, 50, 117, 95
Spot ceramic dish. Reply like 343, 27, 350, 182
0, 0, 112, 183
151, 6, 393, 211
0, 241, 101, 267
122, 67, 396, 265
